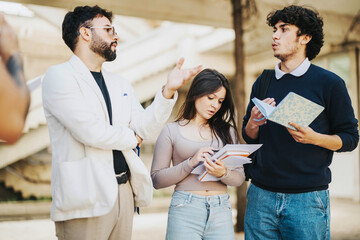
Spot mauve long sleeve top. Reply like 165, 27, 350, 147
151, 122, 245, 191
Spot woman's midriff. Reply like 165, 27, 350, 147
186, 190, 227, 196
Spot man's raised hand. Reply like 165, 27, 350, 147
163, 58, 202, 99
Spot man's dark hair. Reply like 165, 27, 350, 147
267, 5, 324, 60
62, 5, 113, 52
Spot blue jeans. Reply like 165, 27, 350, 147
245, 183, 330, 240
166, 191, 235, 240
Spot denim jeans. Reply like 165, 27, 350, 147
166, 191, 235, 240
244, 183, 330, 240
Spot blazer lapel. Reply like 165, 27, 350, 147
68, 55, 110, 123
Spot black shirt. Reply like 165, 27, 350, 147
91, 71, 129, 174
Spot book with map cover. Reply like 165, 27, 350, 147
252, 92, 324, 130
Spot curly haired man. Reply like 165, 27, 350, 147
242, 5, 359, 240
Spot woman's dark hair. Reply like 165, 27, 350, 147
62, 5, 113, 52
267, 5, 324, 60
176, 69, 239, 145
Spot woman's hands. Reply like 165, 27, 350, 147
203, 155, 227, 178
189, 147, 216, 168
189, 147, 227, 178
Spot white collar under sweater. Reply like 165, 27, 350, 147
275, 58, 311, 80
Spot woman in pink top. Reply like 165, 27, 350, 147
151, 69, 245, 240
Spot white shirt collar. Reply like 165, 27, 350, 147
274, 58, 311, 80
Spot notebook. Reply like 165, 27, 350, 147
252, 92, 324, 130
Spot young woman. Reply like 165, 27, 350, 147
151, 69, 245, 240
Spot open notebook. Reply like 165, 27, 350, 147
252, 92, 324, 130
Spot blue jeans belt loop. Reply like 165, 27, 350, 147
186, 193, 192, 204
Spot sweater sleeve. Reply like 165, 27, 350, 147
151, 124, 194, 189
327, 80, 359, 152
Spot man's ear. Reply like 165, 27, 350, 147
79, 27, 91, 41
301, 34, 312, 45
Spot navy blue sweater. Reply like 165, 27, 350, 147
242, 64, 359, 193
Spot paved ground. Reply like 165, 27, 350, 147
0, 211, 244, 240
0, 197, 359, 240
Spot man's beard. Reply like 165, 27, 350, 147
90, 33, 117, 61
274, 36, 301, 62
274, 53, 286, 62
274, 47, 298, 62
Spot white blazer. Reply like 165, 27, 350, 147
42, 55, 177, 221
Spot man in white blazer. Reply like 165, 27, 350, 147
42, 5, 201, 240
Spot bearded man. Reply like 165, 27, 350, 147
42, 5, 201, 240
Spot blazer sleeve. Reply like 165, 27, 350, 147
42, 66, 138, 151
129, 87, 178, 139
